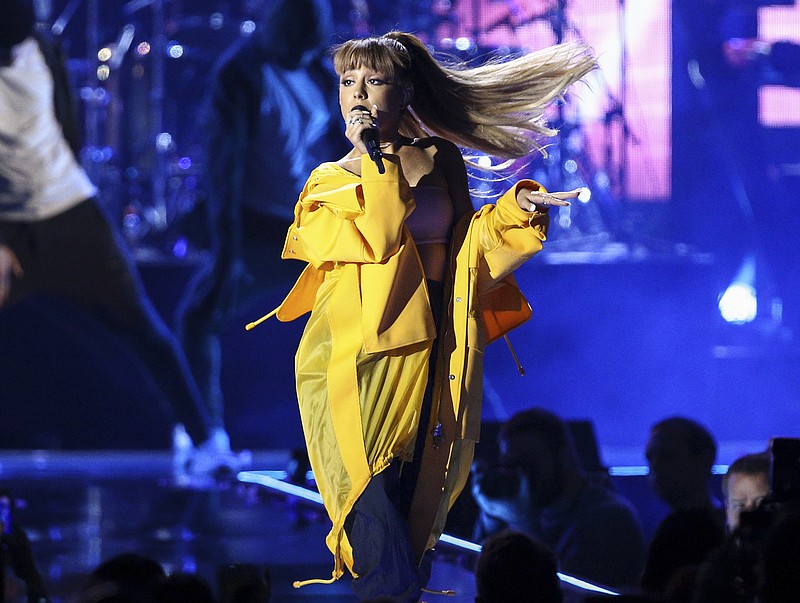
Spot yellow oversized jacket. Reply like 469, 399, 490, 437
269, 153, 549, 580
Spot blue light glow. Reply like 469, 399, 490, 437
719, 255, 758, 324
455, 37, 471, 51
167, 42, 184, 59
719, 283, 757, 324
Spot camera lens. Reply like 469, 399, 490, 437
479, 467, 521, 500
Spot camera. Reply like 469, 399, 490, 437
0, 488, 12, 535
720, 438, 800, 599
769, 437, 800, 504
478, 466, 521, 500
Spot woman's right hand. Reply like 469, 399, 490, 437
344, 105, 379, 154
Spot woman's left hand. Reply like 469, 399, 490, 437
516, 187, 582, 212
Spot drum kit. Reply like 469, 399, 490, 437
42, 0, 629, 251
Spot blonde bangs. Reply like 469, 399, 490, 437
332, 37, 410, 79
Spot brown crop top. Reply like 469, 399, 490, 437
405, 184, 455, 245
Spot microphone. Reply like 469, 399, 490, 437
352, 105, 385, 174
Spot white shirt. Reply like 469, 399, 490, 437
0, 37, 96, 221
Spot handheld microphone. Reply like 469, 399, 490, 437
352, 105, 385, 174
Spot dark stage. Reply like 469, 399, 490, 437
0, 451, 631, 602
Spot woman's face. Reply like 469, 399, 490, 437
338, 65, 406, 136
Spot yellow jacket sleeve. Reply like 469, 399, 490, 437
282, 155, 415, 268
473, 179, 550, 292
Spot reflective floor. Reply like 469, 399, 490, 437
0, 450, 482, 602
1, 450, 620, 602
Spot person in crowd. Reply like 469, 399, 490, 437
474, 529, 563, 603
0, 518, 50, 603
692, 536, 756, 603
471, 407, 645, 588
645, 416, 724, 520
0, 0, 241, 477
693, 505, 800, 603
75, 552, 166, 602
640, 506, 725, 599
641, 417, 727, 598
695, 440, 799, 603
153, 572, 216, 603
250, 30, 595, 602
722, 450, 770, 533
174, 0, 346, 438
218, 563, 271, 603
758, 506, 800, 603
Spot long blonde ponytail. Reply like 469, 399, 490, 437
333, 32, 597, 159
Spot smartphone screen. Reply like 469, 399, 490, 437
0, 492, 12, 535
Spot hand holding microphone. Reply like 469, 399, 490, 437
346, 105, 385, 174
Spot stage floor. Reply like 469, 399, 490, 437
0, 450, 622, 602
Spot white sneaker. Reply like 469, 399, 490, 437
172, 425, 252, 485
172, 423, 195, 485
187, 428, 252, 478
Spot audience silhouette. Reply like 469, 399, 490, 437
76, 552, 166, 602
4, 433, 800, 603
641, 506, 725, 598
475, 529, 563, 603
645, 417, 724, 518
472, 407, 646, 588
641, 417, 726, 599
153, 572, 216, 603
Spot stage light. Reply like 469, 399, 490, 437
209, 12, 224, 30
240, 20, 256, 36
167, 42, 184, 59
455, 37, 471, 51
156, 132, 173, 151
172, 237, 188, 259
718, 255, 757, 324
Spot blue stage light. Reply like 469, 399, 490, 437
719, 255, 757, 324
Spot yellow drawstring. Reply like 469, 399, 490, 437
292, 575, 338, 588
245, 307, 278, 330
